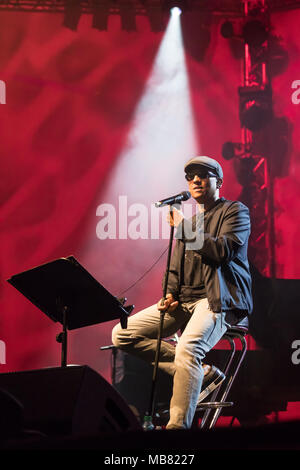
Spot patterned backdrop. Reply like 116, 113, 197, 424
0, 8, 299, 418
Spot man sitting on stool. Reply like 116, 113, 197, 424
112, 156, 253, 430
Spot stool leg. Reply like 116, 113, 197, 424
200, 336, 236, 429
207, 334, 247, 429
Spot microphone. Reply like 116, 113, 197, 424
155, 191, 191, 208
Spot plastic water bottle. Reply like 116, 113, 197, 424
142, 413, 155, 431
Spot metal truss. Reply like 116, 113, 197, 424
0, 0, 299, 15
238, 0, 277, 277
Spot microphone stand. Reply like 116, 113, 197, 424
144, 204, 178, 429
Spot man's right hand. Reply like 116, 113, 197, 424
167, 207, 184, 228
157, 293, 179, 313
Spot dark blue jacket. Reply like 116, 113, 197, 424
166, 198, 253, 316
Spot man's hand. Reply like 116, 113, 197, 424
167, 207, 184, 228
157, 293, 179, 313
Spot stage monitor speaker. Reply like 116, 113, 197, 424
0, 365, 141, 437
113, 350, 173, 420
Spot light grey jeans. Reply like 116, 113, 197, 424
111, 297, 231, 429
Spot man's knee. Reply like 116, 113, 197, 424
174, 341, 204, 370
111, 323, 123, 348
111, 323, 137, 350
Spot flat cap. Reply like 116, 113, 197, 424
184, 156, 223, 179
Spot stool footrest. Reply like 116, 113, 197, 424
196, 401, 233, 411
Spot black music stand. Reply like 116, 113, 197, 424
7, 256, 131, 367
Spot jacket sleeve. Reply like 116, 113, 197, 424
198, 202, 250, 265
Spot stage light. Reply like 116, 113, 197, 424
220, 19, 268, 47
92, 3, 109, 31
221, 142, 249, 160
238, 86, 273, 132
96, 3, 197, 215
242, 19, 268, 47
170, 6, 182, 17
63, 0, 81, 31
220, 20, 234, 39
146, 4, 164, 32
120, 4, 137, 31
222, 142, 237, 160
164, 0, 186, 15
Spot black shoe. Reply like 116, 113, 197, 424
197, 365, 225, 405
153, 407, 170, 427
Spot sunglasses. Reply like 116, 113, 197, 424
185, 171, 217, 182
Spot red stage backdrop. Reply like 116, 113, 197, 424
0, 8, 299, 418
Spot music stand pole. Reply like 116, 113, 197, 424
146, 205, 176, 426
56, 303, 68, 367
61, 306, 68, 367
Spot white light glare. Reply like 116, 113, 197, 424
170, 6, 182, 17
98, 3, 197, 201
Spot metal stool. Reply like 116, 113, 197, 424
196, 316, 249, 429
